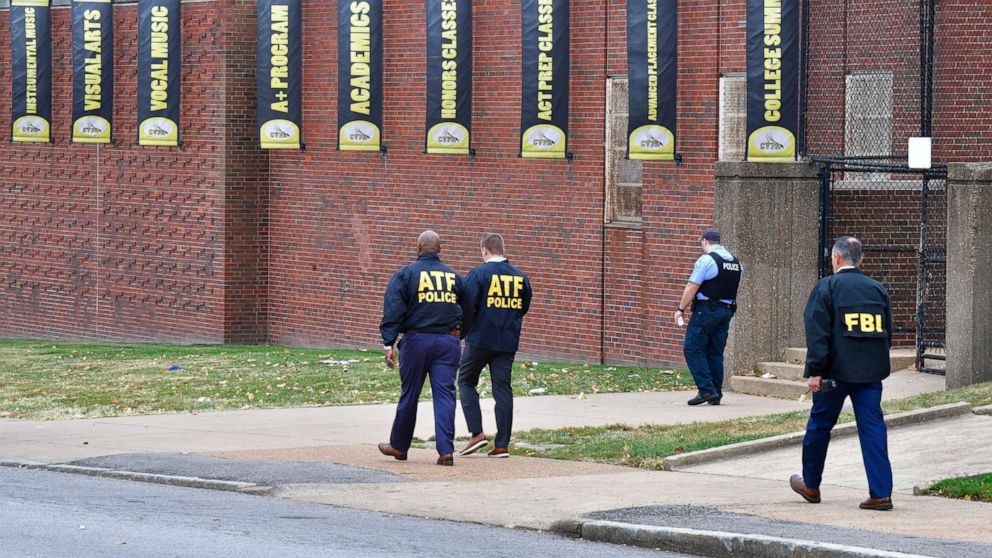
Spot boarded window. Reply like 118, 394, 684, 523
845, 71, 894, 158
719, 73, 747, 162
605, 77, 643, 225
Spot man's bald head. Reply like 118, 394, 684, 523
418, 230, 442, 255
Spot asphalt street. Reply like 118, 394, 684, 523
0, 467, 688, 558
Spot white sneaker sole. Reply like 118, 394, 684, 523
488, 452, 510, 458
458, 439, 489, 456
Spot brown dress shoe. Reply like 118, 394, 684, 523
488, 448, 510, 458
459, 433, 489, 456
437, 454, 454, 466
860, 497, 894, 511
790, 474, 821, 504
377, 442, 408, 461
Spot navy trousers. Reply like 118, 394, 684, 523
458, 343, 516, 450
389, 332, 460, 456
683, 303, 732, 397
802, 380, 894, 499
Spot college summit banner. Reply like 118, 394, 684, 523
138, 0, 181, 147
257, 0, 303, 149
71, 0, 113, 144
10, 0, 52, 143
338, 0, 382, 152
627, 0, 676, 161
520, 0, 569, 159
745, 0, 800, 162
425, 0, 472, 156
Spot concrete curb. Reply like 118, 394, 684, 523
662, 402, 974, 471
556, 519, 937, 558
0, 460, 260, 493
974, 405, 992, 416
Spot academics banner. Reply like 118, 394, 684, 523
10, 0, 52, 143
71, 0, 113, 144
338, 0, 382, 152
520, 0, 569, 159
425, 0, 472, 155
137, 0, 181, 147
627, 0, 676, 161
745, 0, 799, 162
257, 0, 303, 149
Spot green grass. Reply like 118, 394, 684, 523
921, 474, 992, 502
513, 381, 992, 470
0, 340, 694, 420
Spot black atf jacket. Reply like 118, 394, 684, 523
463, 259, 533, 353
380, 253, 473, 348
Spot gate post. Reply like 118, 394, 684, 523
715, 162, 821, 388
946, 163, 992, 388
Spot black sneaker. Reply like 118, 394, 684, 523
688, 392, 720, 406
708, 393, 723, 405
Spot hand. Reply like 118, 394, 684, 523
674, 310, 686, 326
808, 376, 822, 393
384, 348, 397, 369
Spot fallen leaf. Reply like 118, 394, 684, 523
247, 393, 255, 401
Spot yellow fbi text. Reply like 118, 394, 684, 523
487, 274, 524, 310
418, 271, 458, 304
844, 313, 884, 334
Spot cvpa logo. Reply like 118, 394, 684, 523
343, 122, 376, 144
527, 127, 562, 149
432, 126, 465, 145
17, 118, 44, 135
80, 119, 107, 136
758, 129, 792, 154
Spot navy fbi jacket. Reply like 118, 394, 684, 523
803, 268, 893, 383
463, 260, 532, 353
380, 253, 473, 348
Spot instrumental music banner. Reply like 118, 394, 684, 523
257, 0, 303, 149
138, 0, 181, 147
10, 0, 52, 143
338, 0, 382, 152
520, 0, 569, 159
627, 0, 677, 161
425, 0, 472, 156
71, 0, 113, 144
745, 0, 800, 162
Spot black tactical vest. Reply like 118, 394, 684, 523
698, 252, 742, 301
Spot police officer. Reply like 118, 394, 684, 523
790, 236, 895, 511
378, 230, 473, 467
456, 233, 533, 458
674, 228, 742, 406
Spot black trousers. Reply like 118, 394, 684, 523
457, 343, 516, 450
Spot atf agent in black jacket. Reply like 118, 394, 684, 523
803, 268, 893, 383
380, 253, 473, 348
463, 259, 533, 353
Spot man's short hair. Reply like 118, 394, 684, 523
481, 233, 505, 256
832, 236, 863, 266
418, 230, 441, 254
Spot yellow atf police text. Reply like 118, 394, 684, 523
418, 271, 458, 303
487, 274, 524, 310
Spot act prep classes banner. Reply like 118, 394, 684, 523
627, 0, 677, 161
10, 0, 52, 143
257, 0, 303, 149
520, 0, 569, 159
338, 0, 383, 152
425, 0, 472, 155
138, 0, 181, 147
72, 0, 113, 144
745, 0, 800, 162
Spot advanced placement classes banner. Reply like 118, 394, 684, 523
627, 0, 676, 161
10, 0, 52, 143
138, 0, 181, 147
520, 0, 569, 159
71, 0, 113, 144
425, 0, 472, 156
745, 0, 799, 162
257, 0, 303, 149
338, 0, 382, 152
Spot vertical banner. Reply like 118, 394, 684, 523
257, 0, 303, 149
520, 0, 569, 159
338, 0, 382, 152
137, 0, 181, 147
627, 0, 676, 161
425, 0, 472, 156
10, 0, 52, 143
745, 0, 799, 162
71, 0, 113, 144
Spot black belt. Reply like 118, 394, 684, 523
692, 299, 737, 313
408, 329, 461, 337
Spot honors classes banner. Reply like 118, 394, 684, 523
425, 0, 472, 155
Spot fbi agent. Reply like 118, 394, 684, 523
791, 236, 895, 511
674, 228, 742, 406
378, 231, 473, 467
457, 234, 533, 458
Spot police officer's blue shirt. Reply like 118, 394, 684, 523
380, 253, 473, 347
463, 257, 533, 353
688, 245, 740, 304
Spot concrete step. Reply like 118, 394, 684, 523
730, 376, 808, 400
780, 347, 918, 371
755, 361, 806, 381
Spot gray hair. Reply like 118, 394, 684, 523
832, 236, 863, 267
418, 230, 441, 254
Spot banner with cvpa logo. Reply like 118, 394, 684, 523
745, 0, 799, 162
257, 0, 303, 149
520, 0, 569, 159
338, 0, 383, 152
71, 0, 113, 144
10, 0, 52, 143
138, 0, 181, 147
627, 0, 676, 161
425, 0, 472, 156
